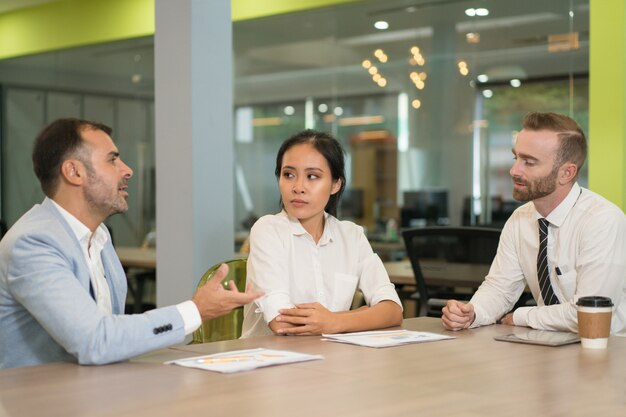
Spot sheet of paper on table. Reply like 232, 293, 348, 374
322, 329, 455, 348
165, 348, 323, 373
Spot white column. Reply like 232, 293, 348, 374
154, 0, 234, 307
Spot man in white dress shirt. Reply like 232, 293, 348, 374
0, 118, 262, 368
442, 112, 626, 334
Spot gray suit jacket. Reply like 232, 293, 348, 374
0, 199, 185, 368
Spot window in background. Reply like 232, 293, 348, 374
0, 0, 589, 245
234, 101, 305, 229
0, 38, 155, 246
233, 0, 588, 233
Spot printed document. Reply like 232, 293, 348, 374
165, 348, 323, 373
322, 329, 454, 348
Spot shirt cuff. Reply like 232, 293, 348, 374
176, 300, 202, 335
513, 307, 531, 327
469, 304, 489, 328
256, 293, 294, 324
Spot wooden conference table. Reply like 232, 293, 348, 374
2, 318, 625, 417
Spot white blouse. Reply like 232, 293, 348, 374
241, 211, 402, 338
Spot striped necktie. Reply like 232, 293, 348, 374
537, 218, 559, 305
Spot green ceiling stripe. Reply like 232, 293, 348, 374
0, 0, 362, 60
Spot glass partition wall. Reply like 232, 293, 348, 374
0, 0, 589, 246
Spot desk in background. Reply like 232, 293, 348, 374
115, 247, 247, 313
2, 317, 625, 416
368, 239, 405, 261
116, 246, 157, 270
384, 259, 489, 287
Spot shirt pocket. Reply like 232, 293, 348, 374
555, 267, 577, 299
331, 272, 359, 312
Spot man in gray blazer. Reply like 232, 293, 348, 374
0, 118, 262, 368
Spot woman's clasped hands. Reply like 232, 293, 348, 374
274, 303, 339, 335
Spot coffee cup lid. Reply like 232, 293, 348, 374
576, 296, 613, 307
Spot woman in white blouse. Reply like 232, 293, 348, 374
241, 130, 403, 337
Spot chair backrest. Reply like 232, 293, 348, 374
191, 258, 247, 344
401, 226, 501, 316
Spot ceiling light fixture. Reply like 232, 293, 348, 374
477, 74, 489, 83
465, 8, 489, 17
374, 21, 389, 30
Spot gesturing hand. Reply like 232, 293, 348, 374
192, 263, 264, 321
275, 302, 339, 336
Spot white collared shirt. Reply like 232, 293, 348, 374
51, 199, 113, 315
471, 183, 626, 334
241, 210, 402, 338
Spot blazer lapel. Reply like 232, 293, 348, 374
41, 199, 94, 297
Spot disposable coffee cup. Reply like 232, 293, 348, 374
576, 296, 613, 349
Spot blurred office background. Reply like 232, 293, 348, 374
0, 0, 592, 248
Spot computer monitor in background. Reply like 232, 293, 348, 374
401, 190, 449, 227
338, 188, 364, 221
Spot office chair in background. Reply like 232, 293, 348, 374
401, 226, 501, 317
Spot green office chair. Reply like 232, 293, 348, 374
191, 258, 248, 344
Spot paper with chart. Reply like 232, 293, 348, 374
322, 329, 454, 348
165, 348, 323, 373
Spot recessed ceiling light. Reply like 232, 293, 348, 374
374, 21, 389, 30
465, 8, 489, 17
510, 79, 522, 87
482, 89, 493, 98
477, 74, 489, 83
